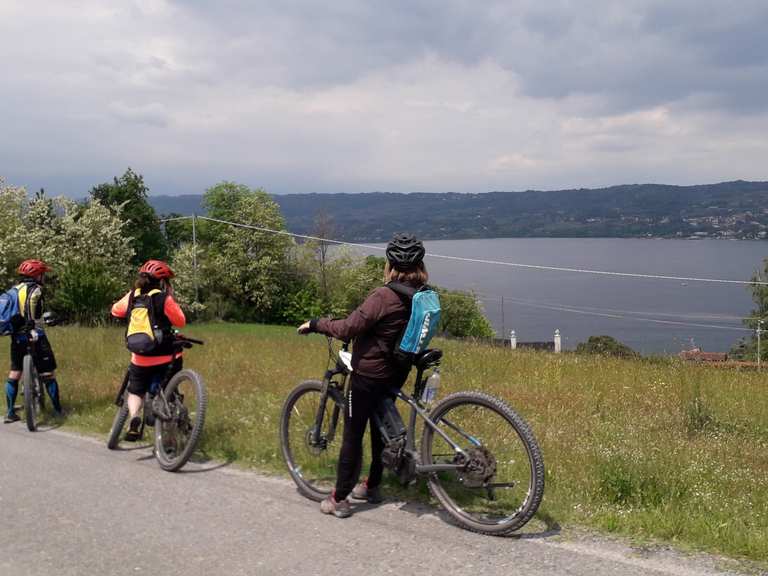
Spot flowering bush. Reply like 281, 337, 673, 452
0, 178, 134, 323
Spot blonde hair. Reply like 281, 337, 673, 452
384, 261, 428, 286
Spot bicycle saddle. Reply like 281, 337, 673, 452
414, 349, 442, 370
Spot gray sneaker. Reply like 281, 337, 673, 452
320, 493, 352, 518
350, 481, 383, 504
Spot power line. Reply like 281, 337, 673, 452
475, 293, 752, 332
424, 253, 766, 286
162, 214, 768, 286
159, 215, 192, 223
474, 292, 757, 322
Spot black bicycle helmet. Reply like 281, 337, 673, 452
386, 233, 425, 269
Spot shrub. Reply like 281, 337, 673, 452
576, 335, 638, 358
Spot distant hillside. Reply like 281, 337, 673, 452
149, 180, 768, 242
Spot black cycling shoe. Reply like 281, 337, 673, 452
3, 412, 21, 424
124, 416, 143, 442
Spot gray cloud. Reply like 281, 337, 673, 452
172, 0, 768, 114
1, 0, 767, 197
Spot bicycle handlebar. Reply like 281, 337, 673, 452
174, 335, 204, 346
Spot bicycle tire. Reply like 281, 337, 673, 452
420, 391, 545, 535
154, 369, 207, 472
107, 396, 129, 450
280, 380, 344, 502
23, 355, 41, 432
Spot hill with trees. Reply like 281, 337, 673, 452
149, 180, 768, 242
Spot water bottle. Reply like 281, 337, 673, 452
421, 370, 440, 406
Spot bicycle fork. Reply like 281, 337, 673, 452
310, 374, 342, 449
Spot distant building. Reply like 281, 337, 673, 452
679, 348, 728, 362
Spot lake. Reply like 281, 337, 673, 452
354, 238, 767, 355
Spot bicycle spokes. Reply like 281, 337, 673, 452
425, 400, 537, 526
282, 382, 343, 498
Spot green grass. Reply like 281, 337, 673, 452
4, 323, 768, 562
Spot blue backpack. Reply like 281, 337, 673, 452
0, 287, 21, 336
387, 282, 441, 370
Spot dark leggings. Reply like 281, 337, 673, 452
334, 374, 396, 500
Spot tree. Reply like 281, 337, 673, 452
437, 289, 495, 338
169, 241, 209, 319
0, 178, 134, 324
90, 168, 167, 264
730, 258, 768, 360
202, 182, 292, 321
576, 335, 638, 358
0, 178, 35, 287
312, 209, 337, 304
162, 213, 194, 252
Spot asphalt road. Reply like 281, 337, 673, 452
0, 424, 756, 576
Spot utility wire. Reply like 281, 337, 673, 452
162, 214, 768, 286
474, 293, 752, 332
473, 292, 757, 322
159, 215, 193, 223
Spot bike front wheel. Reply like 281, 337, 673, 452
154, 369, 207, 472
280, 380, 345, 502
22, 355, 42, 432
420, 391, 545, 535
107, 396, 129, 450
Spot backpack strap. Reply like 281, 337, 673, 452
385, 282, 417, 370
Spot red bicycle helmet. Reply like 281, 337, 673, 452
139, 259, 175, 280
17, 259, 52, 278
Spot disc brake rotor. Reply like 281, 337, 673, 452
304, 428, 327, 456
456, 446, 498, 488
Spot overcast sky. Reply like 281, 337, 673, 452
2, 0, 767, 196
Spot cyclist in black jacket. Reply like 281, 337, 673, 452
298, 233, 427, 517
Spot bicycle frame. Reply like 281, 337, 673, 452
314, 340, 470, 478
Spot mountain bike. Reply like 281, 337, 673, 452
279, 337, 545, 535
107, 335, 207, 472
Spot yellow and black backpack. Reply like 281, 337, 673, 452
125, 289, 166, 354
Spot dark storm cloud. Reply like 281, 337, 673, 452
177, 0, 768, 114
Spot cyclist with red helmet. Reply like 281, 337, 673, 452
111, 260, 186, 441
4, 259, 63, 423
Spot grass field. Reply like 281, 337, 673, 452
4, 323, 768, 562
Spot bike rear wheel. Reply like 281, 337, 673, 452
280, 380, 344, 501
22, 355, 42, 432
154, 369, 207, 472
421, 391, 545, 535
